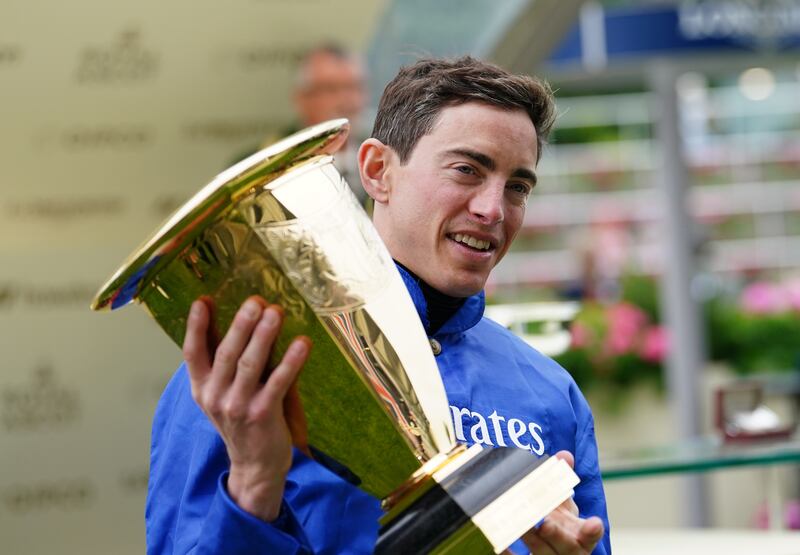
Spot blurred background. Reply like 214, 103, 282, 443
2, 0, 800, 553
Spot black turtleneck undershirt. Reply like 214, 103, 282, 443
395, 261, 466, 335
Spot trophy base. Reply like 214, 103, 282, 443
376, 444, 579, 555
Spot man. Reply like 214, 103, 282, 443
292, 43, 368, 202
292, 43, 367, 133
147, 57, 611, 554
233, 44, 368, 201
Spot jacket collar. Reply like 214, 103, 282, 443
395, 264, 485, 336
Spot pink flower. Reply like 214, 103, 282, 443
784, 279, 800, 312
570, 322, 592, 348
605, 303, 648, 355
740, 282, 787, 314
754, 502, 769, 529
787, 499, 800, 530
639, 326, 669, 362
754, 500, 800, 529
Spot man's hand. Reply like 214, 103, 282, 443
520, 451, 604, 555
182, 296, 311, 522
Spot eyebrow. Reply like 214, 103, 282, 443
446, 148, 538, 185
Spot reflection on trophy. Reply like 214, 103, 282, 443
91, 119, 579, 554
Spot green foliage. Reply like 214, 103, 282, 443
556, 274, 800, 398
706, 297, 800, 374
554, 298, 665, 398
619, 274, 660, 321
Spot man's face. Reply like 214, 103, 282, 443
373, 102, 538, 297
294, 52, 366, 127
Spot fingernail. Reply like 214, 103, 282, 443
262, 307, 279, 325
289, 338, 309, 357
242, 299, 261, 319
268, 304, 285, 318
190, 300, 203, 318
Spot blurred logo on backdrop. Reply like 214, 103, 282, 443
1, 364, 81, 431
61, 125, 155, 150
211, 44, 305, 71
0, 285, 13, 308
549, 1, 800, 72
2, 479, 95, 515
75, 27, 159, 84
181, 119, 280, 143
125, 372, 171, 405
0, 43, 22, 67
679, 0, 800, 48
0, 283, 97, 310
6, 197, 126, 222
152, 194, 187, 218
118, 468, 149, 494
33, 124, 155, 152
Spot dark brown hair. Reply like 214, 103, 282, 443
372, 56, 556, 163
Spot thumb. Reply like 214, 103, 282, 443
578, 516, 605, 550
554, 449, 575, 469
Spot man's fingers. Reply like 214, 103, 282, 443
183, 299, 212, 386
230, 305, 283, 395
536, 518, 579, 554
261, 337, 311, 406
577, 516, 605, 551
533, 513, 603, 555
208, 297, 266, 390
559, 496, 580, 518
521, 528, 557, 555
554, 449, 575, 469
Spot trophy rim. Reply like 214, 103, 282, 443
90, 118, 350, 312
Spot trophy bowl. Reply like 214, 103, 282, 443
92, 119, 578, 554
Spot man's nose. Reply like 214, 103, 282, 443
469, 181, 505, 225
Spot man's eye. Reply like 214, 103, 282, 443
455, 165, 476, 175
508, 182, 531, 195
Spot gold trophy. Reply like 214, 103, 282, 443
91, 119, 579, 554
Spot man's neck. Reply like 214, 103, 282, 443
395, 261, 466, 334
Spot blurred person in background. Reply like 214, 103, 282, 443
235, 43, 368, 203
292, 43, 368, 203
148, 56, 610, 555
293, 43, 366, 133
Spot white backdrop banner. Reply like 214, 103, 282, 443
0, 1, 385, 553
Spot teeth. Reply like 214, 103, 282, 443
452, 233, 490, 251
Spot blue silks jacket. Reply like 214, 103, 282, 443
146, 266, 611, 554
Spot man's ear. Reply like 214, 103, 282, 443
357, 138, 394, 204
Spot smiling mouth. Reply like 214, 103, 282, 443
448, 233, 493, 252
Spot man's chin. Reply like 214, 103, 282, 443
433, 277, 487, 299
402, 261, 488, 298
